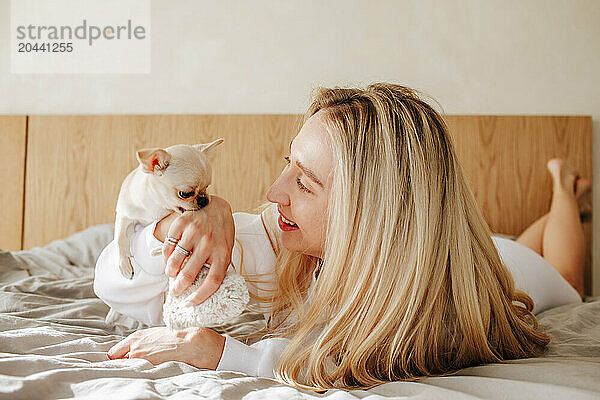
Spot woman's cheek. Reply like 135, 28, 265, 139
303, 210, 326, 239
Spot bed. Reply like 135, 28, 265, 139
0, 114, 597, 399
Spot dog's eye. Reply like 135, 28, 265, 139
178, 190, 195, 199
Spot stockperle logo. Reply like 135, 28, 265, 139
11, 0, 151, 74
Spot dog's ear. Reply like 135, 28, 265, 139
136, 148, 171, 175
194, 138, 224, 162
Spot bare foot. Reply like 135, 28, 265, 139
575, 178, 591, 200
547, 158, 591, 222
547, 158, 579, 192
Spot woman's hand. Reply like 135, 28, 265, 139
107, 326, 226, 370
156, 195, 235, 305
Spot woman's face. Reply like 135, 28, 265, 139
266, 110, 333, 258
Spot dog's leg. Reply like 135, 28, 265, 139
115, 214, 136, 279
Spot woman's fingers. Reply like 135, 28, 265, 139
170, 249, 210, 296
160, 197, 235, 303
154, 212, 178, 266
165, 246, 189, 279
163, 237, 180, 276
107, 337, 131, 359
163, 216, 188, 272
184, 256, 228, 306
166, 226, 203, 284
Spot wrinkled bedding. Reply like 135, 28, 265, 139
0, 224, 599, 399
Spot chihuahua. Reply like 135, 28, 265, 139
114, 139, 224, 279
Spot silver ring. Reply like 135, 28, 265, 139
175, 244, 192, 257
166, 237, 179, 246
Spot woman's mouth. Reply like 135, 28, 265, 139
278, 213, 299, 231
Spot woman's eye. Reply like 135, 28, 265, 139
284, 156, 311, 194
178, 190, 195, 199
296, 178, 311, 193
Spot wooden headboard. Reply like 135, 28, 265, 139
0, 114, 593, 294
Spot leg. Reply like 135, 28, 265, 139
516, 213, 549, 256
541, 159, 587, 297
516, 176, 590, 257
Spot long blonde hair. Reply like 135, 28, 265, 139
248, 83, 550, 391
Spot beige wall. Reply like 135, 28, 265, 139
0, 0, 598, 293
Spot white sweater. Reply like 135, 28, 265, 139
94, 212, 581, 378
94, 212, 297, 377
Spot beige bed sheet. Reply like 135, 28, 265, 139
0, 224, 598, 399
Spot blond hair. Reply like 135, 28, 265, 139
246, 83, 550, 391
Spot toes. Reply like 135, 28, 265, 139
546, 158, 564, 176
547, 158, 581, 190
546, 158, 566, 183
577, 178, 592, 191
546, 157, 565, 169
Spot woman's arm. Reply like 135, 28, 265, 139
93, 221, 168, 326
107, 326, 226, 369
107, 326, 290, 379
95, 202, 277, 325
100, 200, 284, 374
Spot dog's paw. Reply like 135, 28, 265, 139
119, 257, 134, 279
150, 246, 162, 257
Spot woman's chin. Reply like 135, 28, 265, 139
281, 232, 312, 255
281, 232, 300, 251
281, 234, 320, 257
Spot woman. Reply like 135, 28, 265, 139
95, 83, 586, 391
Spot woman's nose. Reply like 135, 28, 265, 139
266, 175, 290, 205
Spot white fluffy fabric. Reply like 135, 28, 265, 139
163, 266, 250, 330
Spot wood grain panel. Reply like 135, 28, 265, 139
0, 116, 27, 251
23, 114, 592, 294
446, 115, 592, 294
24, 115, 301, 249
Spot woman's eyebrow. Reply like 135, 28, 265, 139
297, 161, 324, 188
289, 140, 324, 188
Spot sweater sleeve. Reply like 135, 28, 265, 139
216, 334, 290, 378
94, 211, 279, 326
93, 221, 168, 326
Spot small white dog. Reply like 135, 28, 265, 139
105, 139, 250, 329
115, 140, 222, 279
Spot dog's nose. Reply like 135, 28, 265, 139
196, 196, 209, 208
